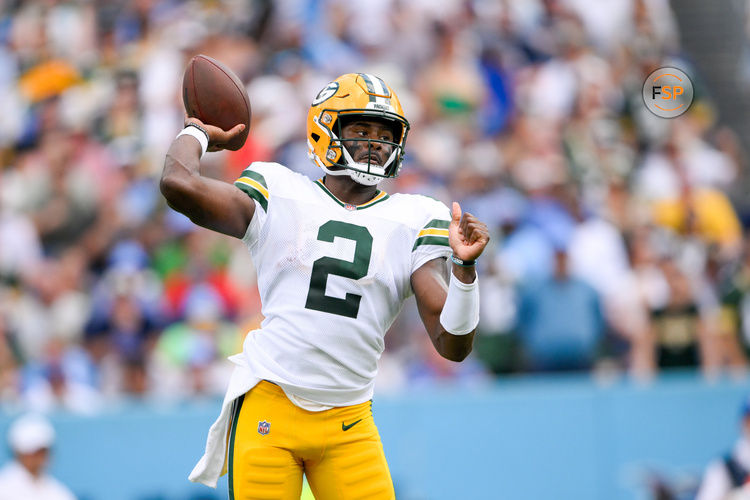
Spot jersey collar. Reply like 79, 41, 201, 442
314, 179, 390, 210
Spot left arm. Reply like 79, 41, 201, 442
411, 202, 490, 362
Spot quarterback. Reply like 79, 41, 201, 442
160, 73, 489, 499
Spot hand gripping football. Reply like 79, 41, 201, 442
182, 54, 251, 151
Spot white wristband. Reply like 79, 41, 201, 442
177, 125, 208, 157
439, 272, 480, 335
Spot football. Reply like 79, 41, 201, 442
182, 54, 251, 151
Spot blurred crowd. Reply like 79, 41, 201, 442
0, 0, 749, 414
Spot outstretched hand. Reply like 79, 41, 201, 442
185, 117, 245, 152
448, 202, 490, 262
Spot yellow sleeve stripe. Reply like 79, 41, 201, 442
235, 177, 269, 200
417, 228, 449, 238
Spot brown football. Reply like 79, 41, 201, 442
182, 55, 251, 151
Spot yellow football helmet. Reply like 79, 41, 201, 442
307, 73, 410, 186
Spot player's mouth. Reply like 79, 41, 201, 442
358, 153, 383, 166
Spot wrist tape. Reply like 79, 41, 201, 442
439, 272, 480, 335
177, 124, 209, 157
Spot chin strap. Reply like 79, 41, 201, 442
310, 116, 402, 187
320, 164, 380, 186
330, 129, 399, 187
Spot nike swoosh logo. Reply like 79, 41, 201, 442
342, 419, 362, 431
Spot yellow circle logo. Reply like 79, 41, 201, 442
642, 67, 694, 118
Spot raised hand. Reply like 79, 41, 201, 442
448, 202, 490, 263
184, 117, 246, 152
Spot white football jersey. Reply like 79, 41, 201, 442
233, 162, 452, 406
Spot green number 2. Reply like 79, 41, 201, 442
304, 221, 373, 318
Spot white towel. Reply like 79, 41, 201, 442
189, 354, 260, 487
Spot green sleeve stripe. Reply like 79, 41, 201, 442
423, 219, 450, 230
234, 181, 268, 211
412, 235, 450, 250
238, 169, 268, 189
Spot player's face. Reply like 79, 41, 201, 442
340, 119, 395, 167
17, 448, 49, 476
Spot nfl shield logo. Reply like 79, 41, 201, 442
344, 203, 357, 211
257, 420, 270, 436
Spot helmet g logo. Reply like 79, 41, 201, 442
312, 82, 339, 106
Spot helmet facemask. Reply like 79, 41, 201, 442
320, 112, 408, 186
307, 73, 410, 187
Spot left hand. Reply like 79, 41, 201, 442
448, 202, 490, 262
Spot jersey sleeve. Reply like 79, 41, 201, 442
410, 199, 452, 274
233, 162, 276, 247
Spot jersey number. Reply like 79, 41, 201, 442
305, 221, 373, 318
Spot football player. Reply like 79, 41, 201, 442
160, 73, 489, 499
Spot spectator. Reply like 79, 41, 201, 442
0, 413, 76, 500
151, 285, 241, 399
650, 258, 717, 371
605, 228, 661, 377
720, 238, 750, 359
406, 326, 490, 388
21, 338, 102, 415
696, 396, 750, 500
516, 245, 606, 371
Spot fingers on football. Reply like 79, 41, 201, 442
185, 117, 244, 136
214, 123, 245, 140
227, 123, 246, 136
208, 124, 246, 151
185, 116, 204, 128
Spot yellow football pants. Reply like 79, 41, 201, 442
228, 380, 395, 500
